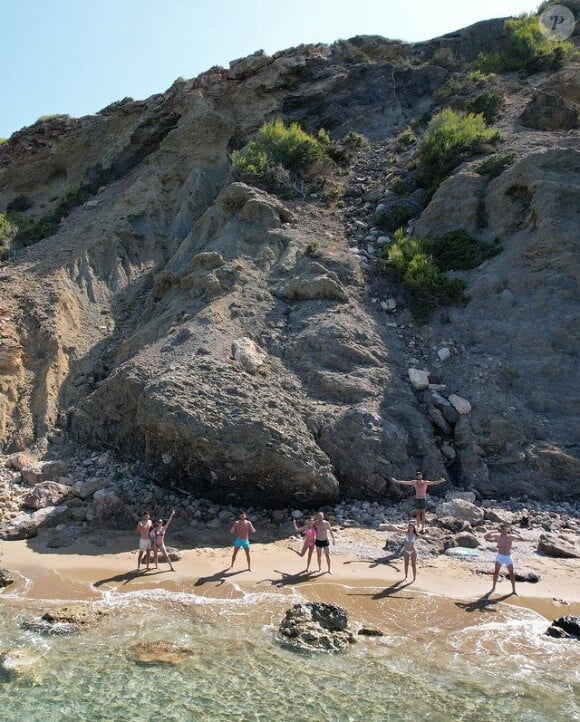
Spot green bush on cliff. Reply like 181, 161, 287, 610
381, 229, 466, 320
477, 15, 574, 73
0, 212, 17, 259
231, 119, 354, 195
417, 108, 502, 192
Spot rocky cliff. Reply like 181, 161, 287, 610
0, 22, 578, 504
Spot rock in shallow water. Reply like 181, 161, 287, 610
279, 602, 355, 652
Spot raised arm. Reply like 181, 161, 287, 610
391, 478, 414, 486
293, 519, 305, 533
484, 531, 498, 541
425, 477, 446, 486
165, 509, 176, 530
249, 521, 256, 535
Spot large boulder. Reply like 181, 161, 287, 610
436, 499, 484, 526
520, 90, 578, 131
23, 481, 73, 510
538, 533, 579, 558
278, 603, 355, 652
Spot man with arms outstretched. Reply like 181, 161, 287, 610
391, 471, 445, 533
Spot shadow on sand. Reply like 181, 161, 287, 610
348, 579, 415, 601
193, 568, 247, 588
93, 568, 170, 587
455, 592, 514, 613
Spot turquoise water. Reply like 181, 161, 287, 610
1, 584, 579, 722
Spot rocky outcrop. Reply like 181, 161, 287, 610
520, 89, 578, 130
0, 568, 14, 587
545, 616, 580, 640
130, 641, 193, 665
0, 26, 578, 504
279, 602, 355, 651
538, 532, 580, 558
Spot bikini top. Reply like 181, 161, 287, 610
305, 528, 317, 540
405, 533, 416, 544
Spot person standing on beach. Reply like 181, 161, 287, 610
484, 525, 524, 595
381, 521, 427, 583
291, 517, 317, 572
136, 512, 153, 571
391, 472, 446, 533
229, 511, 256, 571
152, 509, 176, 572
313, 512, 335, 574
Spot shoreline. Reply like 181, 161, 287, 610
2, 529, 578, 625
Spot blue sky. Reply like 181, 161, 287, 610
1, 0, 538, 138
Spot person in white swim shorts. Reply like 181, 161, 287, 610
484, 525, 524, 595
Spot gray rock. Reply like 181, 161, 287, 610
279, 603, 355, 652
24, 481, 72, 510
436, 499, 484, 526
545, 616, 580, 640
520, 90, 578, 131
453, 531, 480, 548
538, 533, 579, 558
0, 568, 15, 587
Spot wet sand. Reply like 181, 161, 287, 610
1, 528, 579, 626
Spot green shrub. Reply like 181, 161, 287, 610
34, 114, 70, 124
421, 230, 502, 270
374, 203, 415, 232
381, 229, 466, 320
232, 119, 337, 194
461, 91, 505, 124
477, 15, 574, 73
0, 137, 7, 145
395, 126, 417, 150
434, 70, 495, 103
476, 152, 517, 178
417, 108, 502, 191
0, 212, 17, 259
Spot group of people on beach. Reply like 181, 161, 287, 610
136, 509, 176, 572
136, 471, 525, 594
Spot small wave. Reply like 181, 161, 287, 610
97, 586, 305, 609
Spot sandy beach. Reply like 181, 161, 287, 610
2, 525, 579, 625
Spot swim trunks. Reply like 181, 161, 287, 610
496, 553, 513, 567
234, 538, 250, 550
139, 538, 152, 551
415, 498, 427, 510
315, 539, 329, 548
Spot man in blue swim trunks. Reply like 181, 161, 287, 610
229, 511, 256, 572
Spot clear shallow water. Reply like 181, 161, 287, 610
0, 585, 579, 722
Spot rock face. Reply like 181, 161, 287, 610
436, 499, 484, 527
278, 602, 355, 651
0, 26, 578, 503
520, 90, 578, 131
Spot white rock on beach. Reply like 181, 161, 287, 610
437, 347, 451, 361
448, 394, 472, 415
408, 368, 429, 390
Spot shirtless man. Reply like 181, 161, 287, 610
484, 525, 524, 595
391, 472, 445, 533
136, 512, 153, 571
313, 511, 335, 574
229, 511, 256, 571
